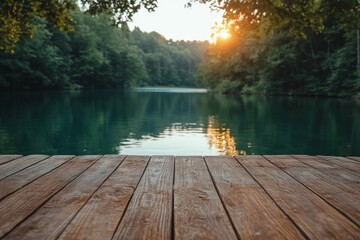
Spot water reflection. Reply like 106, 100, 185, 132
133, 87, 208, 93
0, 89, 359, 155
118, 123, 220, 155
207, 116, 244, 156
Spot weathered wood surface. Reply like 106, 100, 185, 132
237, 155, 360, 239
291, 155, 360, 191
0, 155, 100, 238
317, 155, 360, 173
4, 155, 122, 240
112, 156, 174, 240
174, 156, 237, 240
0, 155, 22, 165
348, 156, 360, 163
58, 155, 149, 240
205, 156, 304, 239
0, 155, 49, 180
265, 155, 360, 226
0, 155, 74, 201
0, 154, 359, 239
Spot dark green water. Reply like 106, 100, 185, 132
1, 88, 359, 156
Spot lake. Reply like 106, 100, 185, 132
0, 88, 359, 156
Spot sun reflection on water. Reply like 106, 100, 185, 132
206, 116, 246, 156
117, 117, 246, 156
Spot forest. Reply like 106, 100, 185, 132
0, 0, 359, 97
197, 0, 360, 97
0, 8, 207, 89
199, 20, 360, 97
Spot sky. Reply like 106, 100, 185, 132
129, 0, 223, 41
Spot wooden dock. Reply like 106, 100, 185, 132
0, 155, 359, 239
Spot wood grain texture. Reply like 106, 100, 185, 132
112, 156, 174, 240
58, 156, 150, 240
174, 156, 237, 240
205, 156, 304, 240
0, 155, 100, 238
0, 155, 74, 200
4, 155, 124, 240
291, 155, 360, 191
0, 155, 22, 165
348, 156, 360, 163
0, 155, 49, 180
265, 155, 360, 226
317, 155, 360, 173
0, 155, 359, 239
237, 155, 360, 239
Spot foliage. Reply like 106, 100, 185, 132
199, 1, 360, 97
0, 9, 207, 90
1, 0, 358, 96
0, 0, 76, 53
2, 0, 358, 53
194, 0, 359, 39
0, 0, 158, 53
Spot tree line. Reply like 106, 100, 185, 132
0, 8, 208, 90
1, 1, 358, 97
198, 1, 359, 97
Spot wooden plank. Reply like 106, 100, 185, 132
205, 156, 304, 239
174, 156, 237, 240
0, 155, 100, 238
58, 156, 150, 240
0, 155, 74, 201
292, 155, 360, 191
3, 155, 125, 240
236, 155, 360, 239
265, 155, 360, 226
0, 155, 22, 165
348, 156, 360, 163
317, 155, 360, 173
0, 155, 49, 180
112, 156, 174, 240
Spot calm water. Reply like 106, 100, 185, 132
0, 88, 359, 156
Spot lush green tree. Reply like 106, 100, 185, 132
0, 17, 71, 89
0, 0, 76, 53
0, 0, 157, 53
1, 0, 358, 58
0, 9, 207, 90
194, 0, 359, 37
199, 19, 359, 97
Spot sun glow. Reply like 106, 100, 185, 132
210, 23, 231, 44
218, 29, 230, 39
